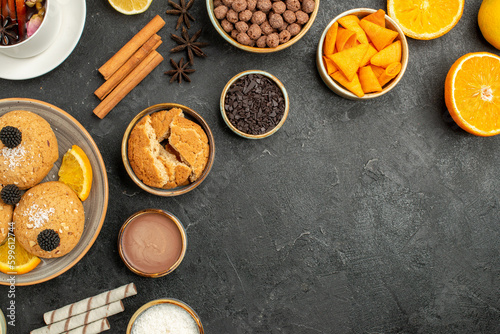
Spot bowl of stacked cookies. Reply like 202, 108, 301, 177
207, 0, 319, 52
122, 103, 215, 197
0, 98, 108, 286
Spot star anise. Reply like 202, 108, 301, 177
165, 58, 195, 83
0, 15, 18, 46
166, 0, 195, 30
170, 27, 208, 65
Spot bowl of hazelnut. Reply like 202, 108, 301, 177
207, 0, 319, 52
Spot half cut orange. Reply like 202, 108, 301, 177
388, 0, 464, 40
444, 52, 500, 137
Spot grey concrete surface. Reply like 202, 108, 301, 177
1, 0, 500, 333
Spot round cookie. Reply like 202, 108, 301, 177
14, 181, 85, 258
0, 184, 14, 245
0, 110, 59, 189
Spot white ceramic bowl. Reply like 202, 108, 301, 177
0, 0, 62, 58
316, 8, 409, 100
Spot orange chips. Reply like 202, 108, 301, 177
359, 19, 399, 51
336, 27, 357, 52
322, 9, 403, 97
323, 22, 338, 55
338, 15, 369, 44
362, 9, 386, 27
370, 40, 401, 68
330, 44, 369, 81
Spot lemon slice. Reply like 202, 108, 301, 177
58, 145, 93, 201
0, 237, 41, 275
108, 0, 153, 15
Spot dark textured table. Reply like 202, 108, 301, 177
2, 0, 500, 333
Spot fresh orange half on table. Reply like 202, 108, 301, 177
0, 238, 41, 275
108, 0, 153, 15
444, 52, 500, 137
387, 0, 464, 40
58, 145, 93, 201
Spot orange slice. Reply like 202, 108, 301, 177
58, 145, 93, 201
0, 237, 41, 275
444, 52, 500, 136
107, 0, 152, 14
387, 0, 464, 40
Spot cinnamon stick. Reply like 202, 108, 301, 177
7, 0, 15, 20
94, 34, 162, 100
98, 15, 165, 80
93, 51, 164, 119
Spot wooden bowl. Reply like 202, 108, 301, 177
207, 0, 320, 53
316, 8, 409, 100
118, 209, 187, 278
220, 70, 289, 139
127, 299, 204, 334
121, 103, 215, 196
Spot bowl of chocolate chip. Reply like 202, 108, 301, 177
207, 0, 319, 52
221, 70, 289, 139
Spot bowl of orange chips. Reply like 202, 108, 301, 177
317, 8, 409, 100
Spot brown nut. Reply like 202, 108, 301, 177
302, 0, 315, 14
256, 0, 272, 13
272, 1, 286, 14
278, 22, 288, 31
231, 29, 240, 39
295, 10, 309, 25
282, 9, 296, 24
260, 21, 275, 35
266, 32, 279, 47
222, 0, 234, 6
287, 22, 301, 36
285, 0, 300, 11
221, 19, 234, 33
256, 35, 267, 47
226, 9, 239, 23
247, 23, 262, 40
247, 0, 257, 11
232, 0, 247, 12
269, 13, 284, 29
279, 30, 291, 43
214, 5, 229, 20
235, 21, 249, 32
236, 32, 252, 45
251, 10, 267, 25
214, 0, 223, 7
239, 9, 253, 21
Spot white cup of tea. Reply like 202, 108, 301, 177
0, 0, 61, 58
